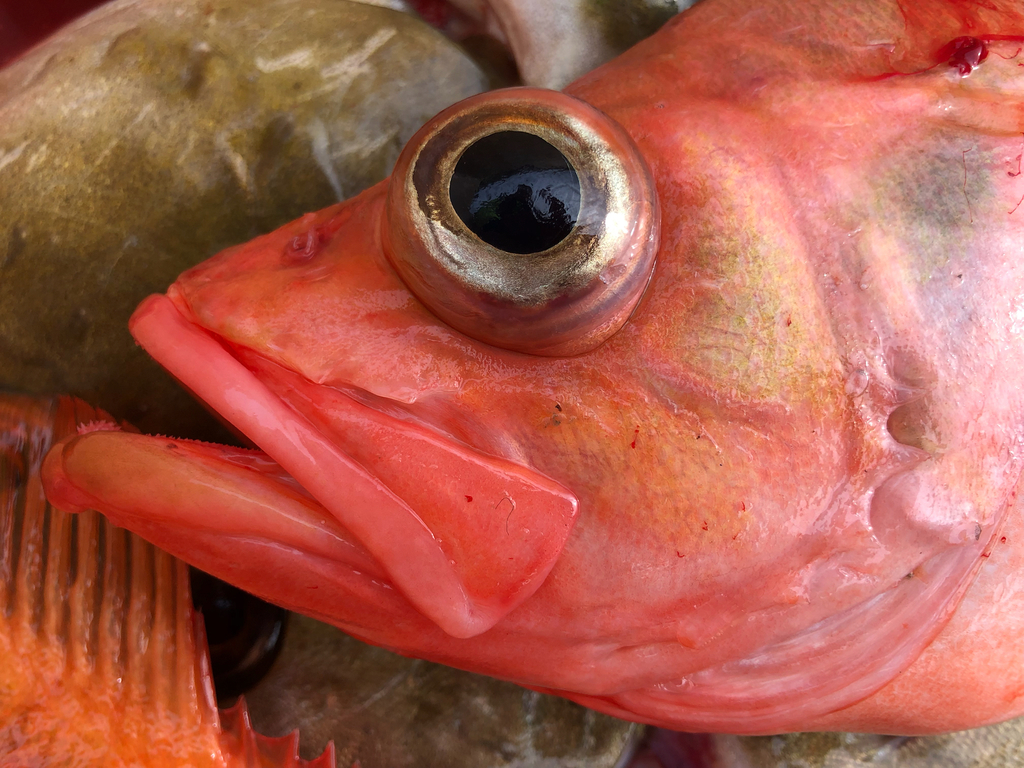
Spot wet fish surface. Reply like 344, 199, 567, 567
39, 0, 1024, 741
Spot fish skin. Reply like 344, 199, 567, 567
41, 0, 1024, 737
0, 393, 334, 768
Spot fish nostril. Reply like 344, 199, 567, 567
286, 228, 324, 264
190, 568, 288, 701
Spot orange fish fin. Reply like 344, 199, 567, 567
3, 393, 335, 767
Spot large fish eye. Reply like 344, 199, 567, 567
384, 87, 659, 356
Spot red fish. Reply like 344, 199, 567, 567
42, 0, 1024, 735
0, 394, 334, 767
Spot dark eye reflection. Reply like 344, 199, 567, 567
449, 131, 581, 254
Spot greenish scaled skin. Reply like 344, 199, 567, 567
0, 0, 486, 440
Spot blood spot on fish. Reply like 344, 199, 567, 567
631, 425, 640, 449
941, 36, 988, 76
702, 521, 709, 532
676, 550, 685, 558
1002, 536, 1008, 544
465, 495, 473, 502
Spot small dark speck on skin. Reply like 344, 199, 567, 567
555, 403, 562, 412
976, 523, 983, 541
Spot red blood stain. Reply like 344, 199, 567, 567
631, 425, 640, 449
1002, 536, 1008, 543
701, 521, 709, 531
465, 495, 473, 502
941, 36, 989, 76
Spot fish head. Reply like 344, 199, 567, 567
125, 78, 848, 633
42, 0, 1024, 734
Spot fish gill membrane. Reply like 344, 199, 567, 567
0, 393, 335, 768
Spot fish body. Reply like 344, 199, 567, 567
42, 0, 1024, 736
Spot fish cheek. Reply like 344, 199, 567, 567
605, 120, 851, 559
635, 128, 845, 432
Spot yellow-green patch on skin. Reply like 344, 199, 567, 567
635, 129, 842, 410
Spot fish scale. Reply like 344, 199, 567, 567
0, 393, 334, 768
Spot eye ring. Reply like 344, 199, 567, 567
383, 86, 659, 356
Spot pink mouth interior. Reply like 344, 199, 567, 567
125, 293, 579, 639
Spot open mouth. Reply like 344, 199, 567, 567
43, 291, 579, 640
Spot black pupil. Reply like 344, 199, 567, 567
449, 131, 581, 254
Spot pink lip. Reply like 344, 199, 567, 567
125, 292, 580, 639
